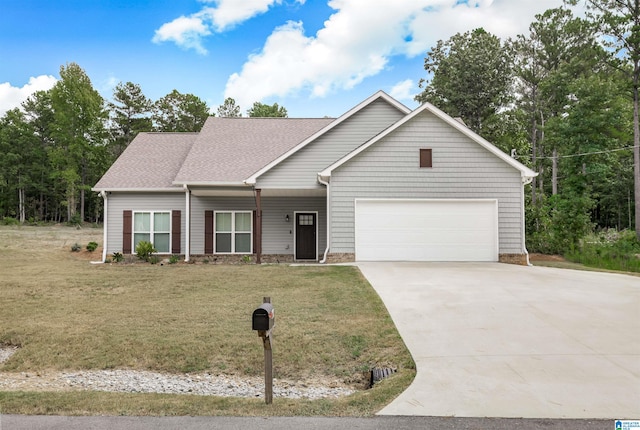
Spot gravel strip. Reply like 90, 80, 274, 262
0, 348, 355, 399
61, 370, 355, 399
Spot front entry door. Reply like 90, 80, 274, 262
295, 212, 317, 260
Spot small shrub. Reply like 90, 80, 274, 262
71, 243, 81, 252
135, 241, 156, 262
169, 255, 180, 264
67, 214, 82, 226
86, 241, 99, 252
2, 217, 20, 226
242, 255, 252, 264
112, 252, 124, 263
149, 255, 160, 265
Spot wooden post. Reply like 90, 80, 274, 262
261, 296, 272, 404
255, 189, 262, 265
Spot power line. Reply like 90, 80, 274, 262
513, 145, 638, 161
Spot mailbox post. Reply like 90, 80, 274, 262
252, 297, 275, 404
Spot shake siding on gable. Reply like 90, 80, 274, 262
106, 193, 186, 254
190, 196, 326, 256
329, 110, 525, 255
256, 99, 405, 189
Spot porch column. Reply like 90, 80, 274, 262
184, 185, 190, 262
255, 188, 262, 264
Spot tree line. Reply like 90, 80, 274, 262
1, 0, 637, 256
416, 0, 639, 251
0, 64, 286, 224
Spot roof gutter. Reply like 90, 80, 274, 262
318, 175, 331, 264
95, 191, 108, 264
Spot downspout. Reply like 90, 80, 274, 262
522, 175, 534, 266
99, 191, 108, 263
184, 184, 190, 262
318, 176, 330, 264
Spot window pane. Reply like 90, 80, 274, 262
235, 233, 251, 253
299, 214, 314, 225
216, 213, 232, 231
133, 233, 150, 249
154, 212, 170, 231
235, 212, 251, 232
216, 233, 232, 252
134, 213, 150, 231
154, 233, 170, 253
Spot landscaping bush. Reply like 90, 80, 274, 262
112, 252, 124, 263
70, 243, 81, 252
135, 241, 156, 262
86, 241, 99, 252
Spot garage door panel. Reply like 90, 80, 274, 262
355, 199, 498, 262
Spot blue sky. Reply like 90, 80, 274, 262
1, 0, 572, 118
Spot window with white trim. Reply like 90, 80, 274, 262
133, 211, 171, 253
215, 211, 252, 254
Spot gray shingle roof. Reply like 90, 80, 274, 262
173, 117, 334, 185
93, 132, 198, 190
93, 117, 335, 190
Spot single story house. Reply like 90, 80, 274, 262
93, 91, 537, 264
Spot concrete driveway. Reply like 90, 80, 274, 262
358, 262, 640, 419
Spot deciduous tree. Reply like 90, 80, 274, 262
247, 102, 288, 118
566, 0, 640, 238
152, 90, 210, 132
50, 62, 107, 222
217, 97, 242, 117
416, 28, 512, 141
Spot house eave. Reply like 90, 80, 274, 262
92, 187, 184, 193
173, 181, 249, 187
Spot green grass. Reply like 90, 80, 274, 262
0, 225, 415, 416
563, 230, 640, 274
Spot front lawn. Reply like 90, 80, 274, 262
0, 225, 414, 416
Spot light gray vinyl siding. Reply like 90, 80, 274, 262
190, 196, 326, 256
330, 110, 525, 255
105, 192, 186, 254
256, 99, 405, 189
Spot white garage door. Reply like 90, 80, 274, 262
355, 199, 498, 262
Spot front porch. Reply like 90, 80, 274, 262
187, 187, 327, 263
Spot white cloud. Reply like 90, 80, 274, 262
390, 79, 417, 103
153, 0, 305, 53
0, 75, 58, 116
152, 15, 212, 54
203, 0, 282, 31
225, 0, 573, 105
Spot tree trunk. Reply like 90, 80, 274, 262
552, 148, 558, 195
634, 75, 640, 239
18, 187, 25, 224
531, 110, 538, 205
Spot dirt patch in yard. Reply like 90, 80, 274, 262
528, 253, 567, 262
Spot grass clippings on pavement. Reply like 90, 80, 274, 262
0, 225, 415, 416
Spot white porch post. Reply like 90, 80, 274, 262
184, 185, 190, 262
100, 191, 108, 263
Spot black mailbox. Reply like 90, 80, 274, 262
252, 303, 275, 331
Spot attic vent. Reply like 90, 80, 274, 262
420, 148, 432, 168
